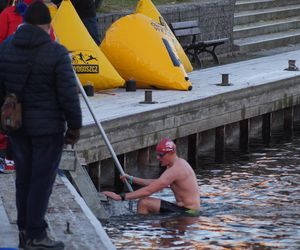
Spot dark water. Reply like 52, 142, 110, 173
103, 132, 300, 250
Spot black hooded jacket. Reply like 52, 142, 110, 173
0, 24, 82, 136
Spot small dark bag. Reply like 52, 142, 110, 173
0, 50, 37, 132
1, 93, 22, 131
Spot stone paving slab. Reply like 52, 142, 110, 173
0, 191, 18, 249
0, 173, 115, 250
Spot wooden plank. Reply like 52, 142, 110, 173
202, 38, 229, 45
65, 152, 109, 219
173, 27, 200, 37
59, 149, 77, 171
170, 20, 198, 30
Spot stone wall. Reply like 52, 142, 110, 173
97, 0, 236, 56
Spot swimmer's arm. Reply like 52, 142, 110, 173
121, 174, 156, 186
133, 176, 156, 186
124, 169, 177, 200
124, 179, 170, 200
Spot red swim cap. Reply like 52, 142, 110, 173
156, 138, 176, 153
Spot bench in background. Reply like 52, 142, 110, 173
170, 20, 229, 68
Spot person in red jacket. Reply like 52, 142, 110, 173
0, 0, 33, 43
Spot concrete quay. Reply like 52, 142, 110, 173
77, 49, 300, 166
0, 172, 115, 250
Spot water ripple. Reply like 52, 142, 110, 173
104, 134, 300, 250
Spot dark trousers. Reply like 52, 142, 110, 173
82, 16, 100, 45
9, 131, 64, 239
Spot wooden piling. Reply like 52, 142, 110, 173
284, 107, 294, 138
215, 126, 225, 163
188, 133, 198, 168
262, 113, 271, 145
177, 137, 188, 158
114, 154, 125, 193
239, 119, 249, 153
137, 147, 150, 168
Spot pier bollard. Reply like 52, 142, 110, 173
125, 80, 136, 92
83, 82, 94, 96
145, 91, 152, 102
285, 60, 299, 71
139, 90, 157, 104
216, 73, 232, 86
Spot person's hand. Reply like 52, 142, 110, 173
64, 128, 80, 145
102, 191, 122, 201
120, 174, 130, 182
120, 174, 135, 185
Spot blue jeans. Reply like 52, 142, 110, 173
9, 131, 64, 239
82, 16, 100, 45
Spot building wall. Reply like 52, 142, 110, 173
97, 0, 236, 56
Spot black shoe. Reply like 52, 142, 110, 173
25, 235, 65, 250
18, 230, 26, 249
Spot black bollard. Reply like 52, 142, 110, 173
83, 82, 94, 96
125, 80, 136, 92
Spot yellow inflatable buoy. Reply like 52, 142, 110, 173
101, 13, 192, 91
47, 3, 58, 20
51, 0, 125, 90
136, 0, 193, 73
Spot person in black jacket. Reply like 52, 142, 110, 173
52, 0, 100, 45
0, 2, 82, 250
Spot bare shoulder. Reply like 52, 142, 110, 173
174, 158, 196, 179
175, 157, 192, 169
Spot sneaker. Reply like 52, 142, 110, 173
19, 230, 26, 249
0, 158, 15, 174
4, 158, 15, 172
25, 235, 65, 250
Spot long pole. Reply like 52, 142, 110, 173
74, 73, 133, 192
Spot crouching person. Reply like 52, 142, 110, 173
0, 2, 82, 249
103, 138, 201, 216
